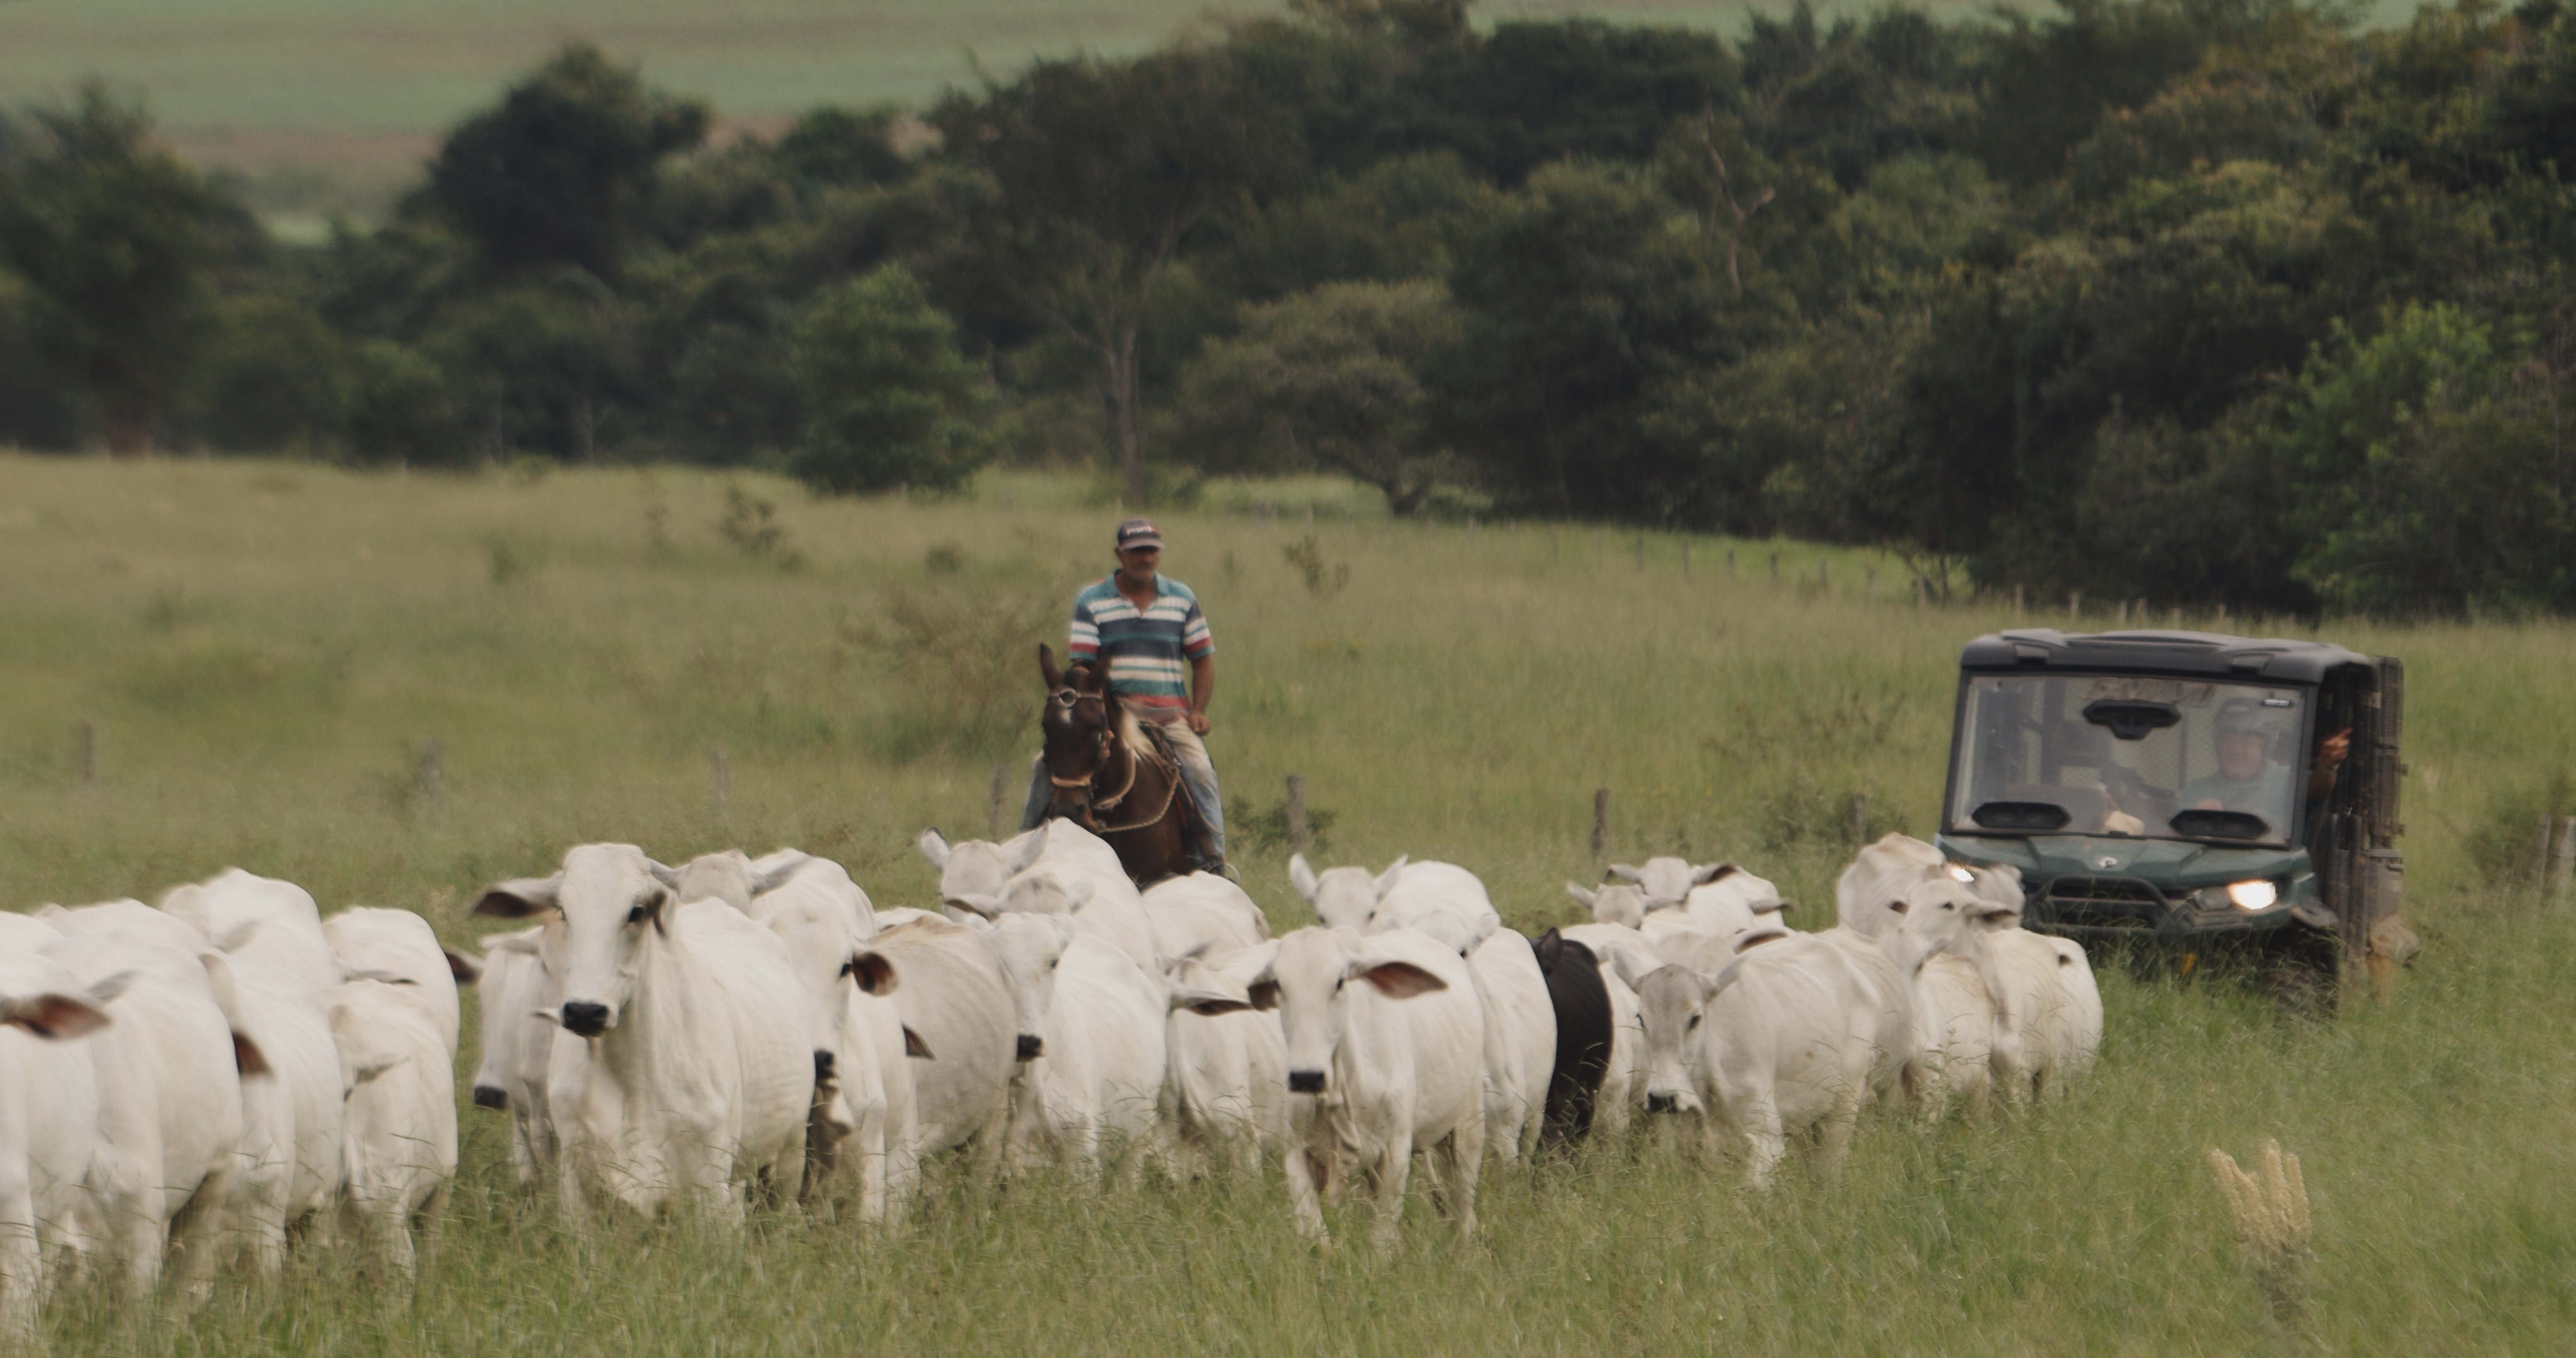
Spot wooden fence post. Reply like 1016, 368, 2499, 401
1286, 775, 1309, 855
1850, 793, 1868, 844
1726, 548, 1736, 578
1591, 788, 1611, 863
1865, 565, 1875, 602
2070, 590, 2082, 621
1682, 541, 1692, 577
2013, 585, 2025, 620
1769, 551, 1780, 582
710, 748, 731, 815
1635, 534, 1646, 570
78, 720, 97, 787
2539, 816, 2557, 895
989, 761, 1011, 841
1818, 558, 1829, 589
2555, 817, 2576, 902
419, 739, 443, 808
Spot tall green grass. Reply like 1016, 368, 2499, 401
4, 454, 2571, 1353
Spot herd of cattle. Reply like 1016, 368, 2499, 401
0, 822, 2103, 1328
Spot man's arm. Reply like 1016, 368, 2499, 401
1188, 655, 1215, 734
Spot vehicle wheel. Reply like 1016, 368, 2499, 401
2258, 924, 2341, 1020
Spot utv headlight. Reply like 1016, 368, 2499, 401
2224, 880, 2279, 911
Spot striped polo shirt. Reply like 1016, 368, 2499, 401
1067, 574, 1213, 719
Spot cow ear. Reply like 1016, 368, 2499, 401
1607, 863, 1644, 883
1758, 897, 1794, 915
2, 992, 111, 1039
918, 829, 953, 871
1064, 878, 1096, 910
445, 949, 484, 983
1563, 881, 1597, 907
233, 1031, 271, 1077
1532, 928, 1562, 971
848, 951, 898, 995
902, 1026, 935, 1059
1690, 861, 1730, 885
752, 856, 808, 896
1247, 980, 1280, 1011
1372, 856, 1409, 899
647, 861, 682, 890
1185, 996, 1253, 1017
1004, 829, 1048, 876
1353, 959, 1446, 999
1287, 854, 1319, 902
33, 903, 69, 920
1701, 955, 1752, 1003
472, 875, 562, 919
1606, 946, 1657, 992
643, 886, 672, 935
1038, 643, 1063, 690
84, 970, 136, 1007
214, 919, 264, 953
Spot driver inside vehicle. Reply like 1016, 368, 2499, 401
2177, 698, 2350, 814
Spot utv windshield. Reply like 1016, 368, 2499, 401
1946, 674, 2309, 846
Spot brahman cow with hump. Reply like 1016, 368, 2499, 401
1892, 864, 2102, 1103
1613, 925, 1879, 1188
160, 870, 347, 1271
34, 919, 247, 1304
941, 823, 1163, 974
1241, 925, 1485, 1251
846, 915, 1016, 1169
474, 844, 812, 1223
0, 941, 112, 1344
994, 913, 1241, 1177
322, 978, 457, 1275
449, 925, 561, 1185
1289, 855, 1546, 1162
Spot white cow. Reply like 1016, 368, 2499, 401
160, 869, 343, 996
449, 926, 560, 1186
1614, 930, 1878, 1187
848, 917, 1015, 1161
1604, 857, 1736, 905
991, 915, 1174, 1176
1950, 866, 2102, 1101
919, 821, 1126, 907
1836, 833, 1951, 937
1564, 881, 1654, 929
1289, 854, 1501, 940
472, 846, 812, 1223
1243, 925, 1485, 1250
1877, 869, 2008, 1115
1158, 947, 1285, 1176
1463, 929, 1553, 1162
740, 884, 921, 1224
1140, 873, 1269, 956
160, 882, 347, 1272
1813, 925, 1919, 1107
322, 979, 457, 1276
36, 927, 245, 1303
0, 949, 111, 1344
323, 907, 461, 1059
945, 866, 1162, 978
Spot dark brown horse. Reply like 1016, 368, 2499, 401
1035, 644, 1195, 886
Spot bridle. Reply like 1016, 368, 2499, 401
1043, 684, 1173, 833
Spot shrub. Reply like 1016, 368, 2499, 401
789, 265, 991, 497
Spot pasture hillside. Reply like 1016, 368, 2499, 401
3, 455, 2572, 1352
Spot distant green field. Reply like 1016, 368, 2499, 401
3, 455, 2573, 1352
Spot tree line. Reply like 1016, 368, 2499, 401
2, 0, 2572, 617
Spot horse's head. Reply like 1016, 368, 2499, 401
1036, 643, 1118, 827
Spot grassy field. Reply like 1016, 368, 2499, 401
4, 453, 2572, 1352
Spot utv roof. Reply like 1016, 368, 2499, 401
1958, 629, 2374, 685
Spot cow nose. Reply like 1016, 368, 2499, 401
472, 1085, 508, 1111
1288, 1069, 1327, 1095
560, 1002, 610, 1037
1645, 1092, 1679, 1115
1016, 1034, 1043, 1062
813, 1051, 836, 1085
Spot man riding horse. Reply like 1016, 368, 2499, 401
1021, 517, 1232, 880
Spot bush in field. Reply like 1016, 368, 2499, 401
187, 295, 351, 455
342, 340, 474, 468
789, 265, 990, 497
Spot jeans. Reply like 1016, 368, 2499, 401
1021, 718, 1225, 863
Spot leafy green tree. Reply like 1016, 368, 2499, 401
2280, 302, 2573, 614
0, 83, 230, 453
186, 295, 350, 454
935, 47, 1299, 504
424, 283, 633, 461
1171, 279, 1462, 511
343, 339, 474, 468
424, 43, 708, 280
790, 264, 991, 495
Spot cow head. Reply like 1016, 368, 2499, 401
993, 913, 1074, 1062
1566, 881, 1656, 929
1607, 858, 1735, 903
1612, 947, 1753, 1117
926, 825, 1046, 910
475, 844, 673, 1039
1243, 927, 1448, 1097
1157, 946, 1257, 1018
1885, 869, 2016, 979
1287, 854, 1407, 932
757, 895, 869, 1108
